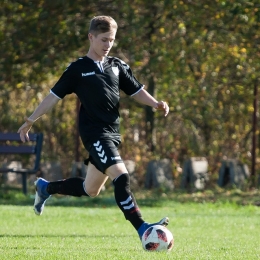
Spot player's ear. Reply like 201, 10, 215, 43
88, 33, 93, 41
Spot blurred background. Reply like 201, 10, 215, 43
0, 0, 259, 192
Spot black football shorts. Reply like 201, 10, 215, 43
85, 138, 123, 173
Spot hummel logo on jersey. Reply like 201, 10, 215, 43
82, 72, 95, 77
111, 156, 121, 160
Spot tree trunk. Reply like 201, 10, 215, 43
145, 76, 156, 152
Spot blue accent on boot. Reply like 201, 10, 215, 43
37, 178, 50, 197
137, 217, 169, 239
34, 178, 51, 215
138, 222, 150, 239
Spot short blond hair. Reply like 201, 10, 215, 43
89, 16, 118, 35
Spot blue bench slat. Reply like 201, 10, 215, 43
0, 133, 38, 142
0, 145, 36, 154
0, 168, 37, 173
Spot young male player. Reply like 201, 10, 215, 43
18, 16, 170, 240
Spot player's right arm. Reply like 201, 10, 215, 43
18, 60, 77, 142
18, 93, 60, 142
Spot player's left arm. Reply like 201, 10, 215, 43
132, 88, 169, 116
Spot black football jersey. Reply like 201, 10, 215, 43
51, 56, 144, 142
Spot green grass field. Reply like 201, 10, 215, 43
0, 192, 260, 260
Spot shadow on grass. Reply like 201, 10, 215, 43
0, 189, 161, 208
1, 185, 260, 207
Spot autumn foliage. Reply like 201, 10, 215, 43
1, 1, 259, 183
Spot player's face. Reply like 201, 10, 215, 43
89, 30, 116, 59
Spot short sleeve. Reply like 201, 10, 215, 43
118, 60, 144, 96
51, 63, 78, 99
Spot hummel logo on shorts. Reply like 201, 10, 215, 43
111, 156, 121, 160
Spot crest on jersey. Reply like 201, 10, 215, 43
112, 66, 119, 76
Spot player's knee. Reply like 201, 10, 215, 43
113, 173, 130, 190
84, 183, 101, 197
88, 191, 99, 197
85, 188, 100, 197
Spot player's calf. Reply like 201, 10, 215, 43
113, 173, 145, 230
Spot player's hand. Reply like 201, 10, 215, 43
17, 117, 34, 142
156, 101, 169, 116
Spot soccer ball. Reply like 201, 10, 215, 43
141, 225, 174, 252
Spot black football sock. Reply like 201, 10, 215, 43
46, 177, 89, 197
113, 173, 144, 230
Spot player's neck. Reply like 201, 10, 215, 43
86, 51, 105, 62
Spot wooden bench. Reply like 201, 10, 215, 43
0, 133, 43, 194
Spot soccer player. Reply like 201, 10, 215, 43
18, 16, 170, 240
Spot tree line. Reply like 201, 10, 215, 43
1, 0, 259, 184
